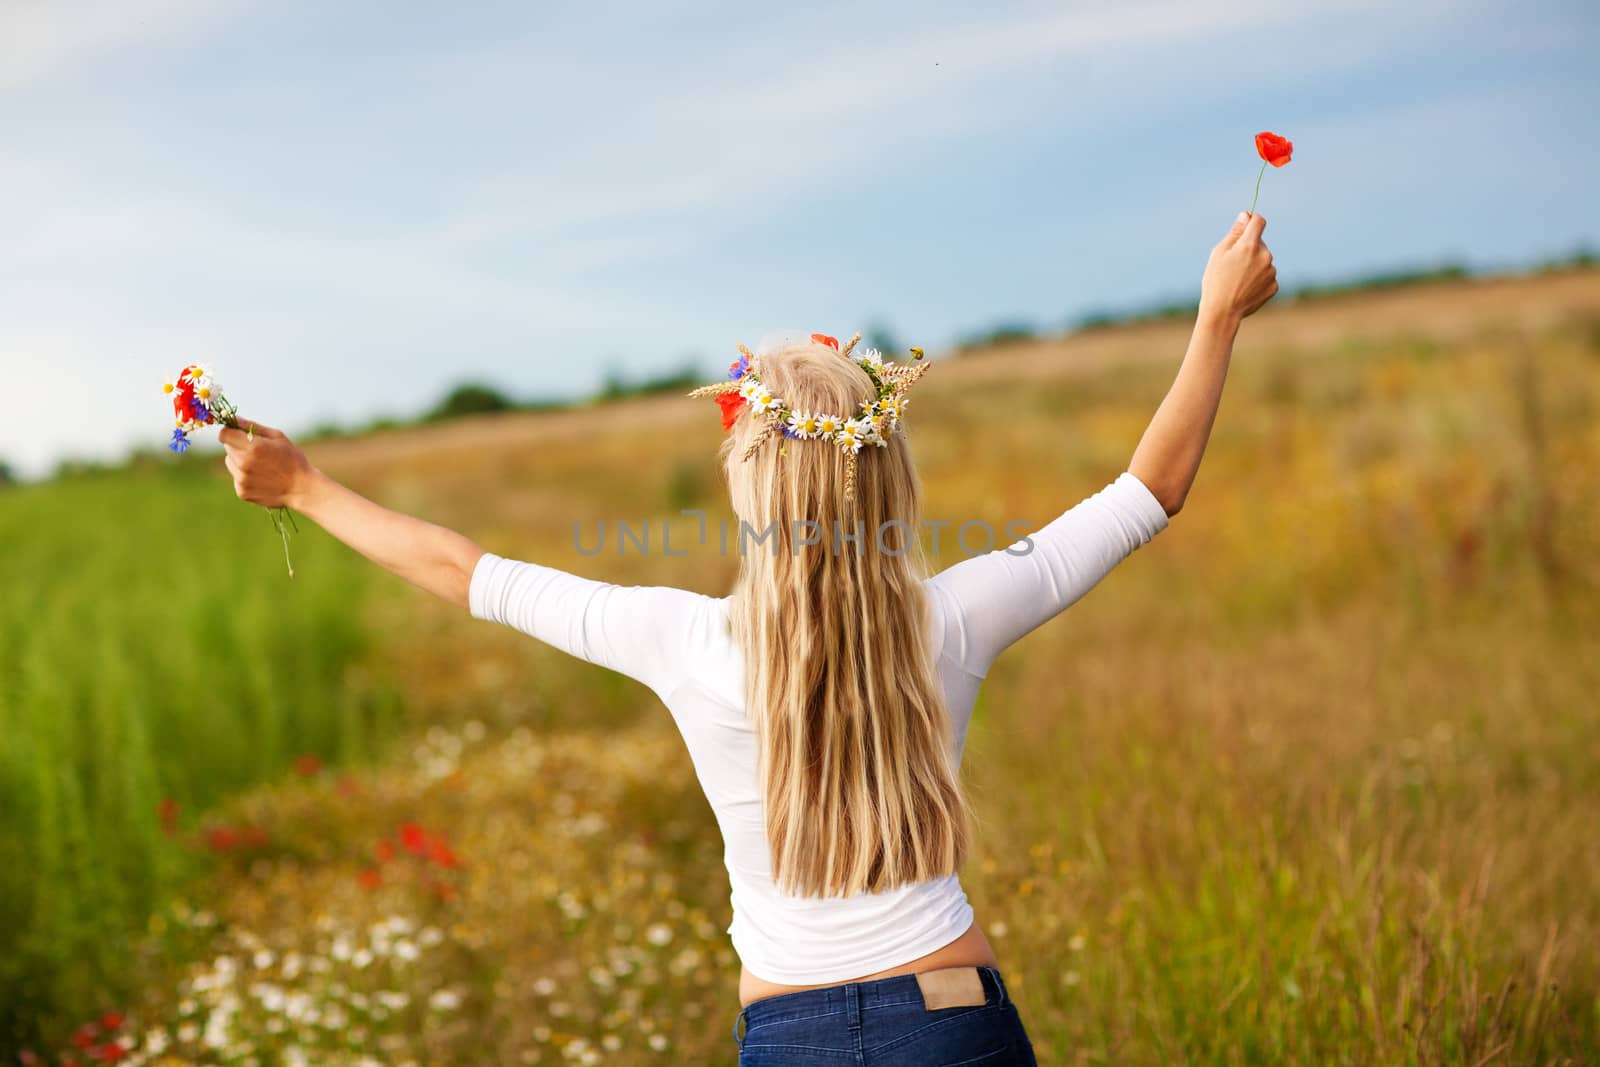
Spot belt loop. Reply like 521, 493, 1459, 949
987, 966, 1008, 1007
732, 1006, 748, 1048
846, 982, 862, 1031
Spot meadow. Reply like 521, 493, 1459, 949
2, 268, 1597, 1064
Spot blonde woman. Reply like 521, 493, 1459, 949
220, 211, 1277, 1065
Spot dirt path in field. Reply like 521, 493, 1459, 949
307, 269, 1599, 478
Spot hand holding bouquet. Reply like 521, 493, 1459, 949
162, 363, 302, 576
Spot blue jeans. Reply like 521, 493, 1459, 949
731, 965, 1038, 1065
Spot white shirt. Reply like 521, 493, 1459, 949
468, 470, 1170, 984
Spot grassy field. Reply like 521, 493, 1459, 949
4, 268, 1598, 1064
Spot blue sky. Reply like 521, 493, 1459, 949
2, 0, 1596, 478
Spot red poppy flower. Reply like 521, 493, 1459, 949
98, 1013, 124, 1032
206, 827, 239, 851
810, 333, 839, 350
427, 836, 461, 869
400, 822, 430, 855
1254, 131, 1293, 168
358, 867, 382, 891
91, 1042, 127, 1064
157, 797, 179, 836
715, 392, 746, 431
72, 1025, 98, 1049
292, 753, 322, 777
375, 838, 395, 863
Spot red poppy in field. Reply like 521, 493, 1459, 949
157, 797, 179, 836
292, 753, 323, 777
335, 774, 362, 797
71, 1025, 98, 1049
375, 838, 396, 863
91, 1041, 127, 1063
400, 822, 429, 855
98, 1014, 124, 1032
716, 392, 746, 431
1254, 130, 1293, 167
427, 836, 461, 869
358, 867, 383, 891
810, 333, 839, 351
206, 827, 239, 851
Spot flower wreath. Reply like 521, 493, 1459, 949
686, 331, 928, 501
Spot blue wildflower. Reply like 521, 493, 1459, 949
780, 422, 801, 439
190, 397, 210, 421
169, 428, 190, 454
727, 352, 751, 380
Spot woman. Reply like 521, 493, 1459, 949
220, 211, 1277, 1065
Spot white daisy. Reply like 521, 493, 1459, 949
750, 389, 782, 415
856, 346, 884, 367
814, 413, 843, 438
837, 419, 871, 453
786, 410, 822, 438
738, 375, 763, 400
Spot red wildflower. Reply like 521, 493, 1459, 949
1254, 131, 1293, 168
715, 392, 746, 431
206, 827, 238, 851
358, 867, 383, 891
157, 797, 179, 836
427, 836, 461, 869
91, 1042, 127, 1064
809, 333, 839, 350
375, 839, 395, 863
71, 1024, 98, 1049
335, 774, 362, 797
19, 1049, 40, 1066
400, 822, 430, 855
432, 880, 459, 902
292, 753, 323, 777
98, 1013, 124, 1032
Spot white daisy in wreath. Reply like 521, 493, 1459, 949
786, 410, 823, 438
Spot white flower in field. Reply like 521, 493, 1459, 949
331, 936, 352, 961
252, 949, 274, 969
601, 1034, 622, 1051
378, 991, 410, 1011
549, 1000, 572, 1018
284, 1048, 308, 1067
648, 1035, 670, 1052
1068, 933, 1086, 952
202, 1012, 228, 1049
1063, 970, 1081, 987
418, 925, 444, 947
143, 1029, 170, 1055
429, 989, 462, 1012
352, 947, 374, 969
645, 922, 673, 946
393, 939, 419, 962
533, 1025, 553, 1042
282, 952, 303, 979
177, 1023, 199, 1043
178, 998, 196, 1016
533, 976, 557, 996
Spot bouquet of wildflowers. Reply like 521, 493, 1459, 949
163, 363, 298, 576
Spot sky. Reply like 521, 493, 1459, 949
1, 0, 1596, 479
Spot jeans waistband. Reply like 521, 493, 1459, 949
732, 965, 1009, 1046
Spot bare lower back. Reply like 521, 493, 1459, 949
738, 919, 1000, 1008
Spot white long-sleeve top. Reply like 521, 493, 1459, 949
468, 470, 1171, 984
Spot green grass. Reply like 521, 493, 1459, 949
0, 463, 404, 1050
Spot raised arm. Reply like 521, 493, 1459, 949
218, 421, 484, 607
1129, 210, 1278, 515
926, 211, 1278, 677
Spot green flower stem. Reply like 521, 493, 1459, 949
213, 397, 298, 578
1249, 159, 1267, 216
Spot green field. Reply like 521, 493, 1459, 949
3, 269, 1598, 1064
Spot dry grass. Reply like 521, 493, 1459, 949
15, 268, 1600, 1064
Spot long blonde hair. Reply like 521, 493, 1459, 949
722, 339, 973, 898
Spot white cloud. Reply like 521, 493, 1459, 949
0, 0, 246, 91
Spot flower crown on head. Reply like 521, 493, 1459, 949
686, 331, 929, 501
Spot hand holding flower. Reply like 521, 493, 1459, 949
1200, 211, 1279, 323
218, 419, 316, 511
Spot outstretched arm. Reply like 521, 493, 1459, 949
1129, 210, 1278, 516
219, 422, 484, 607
